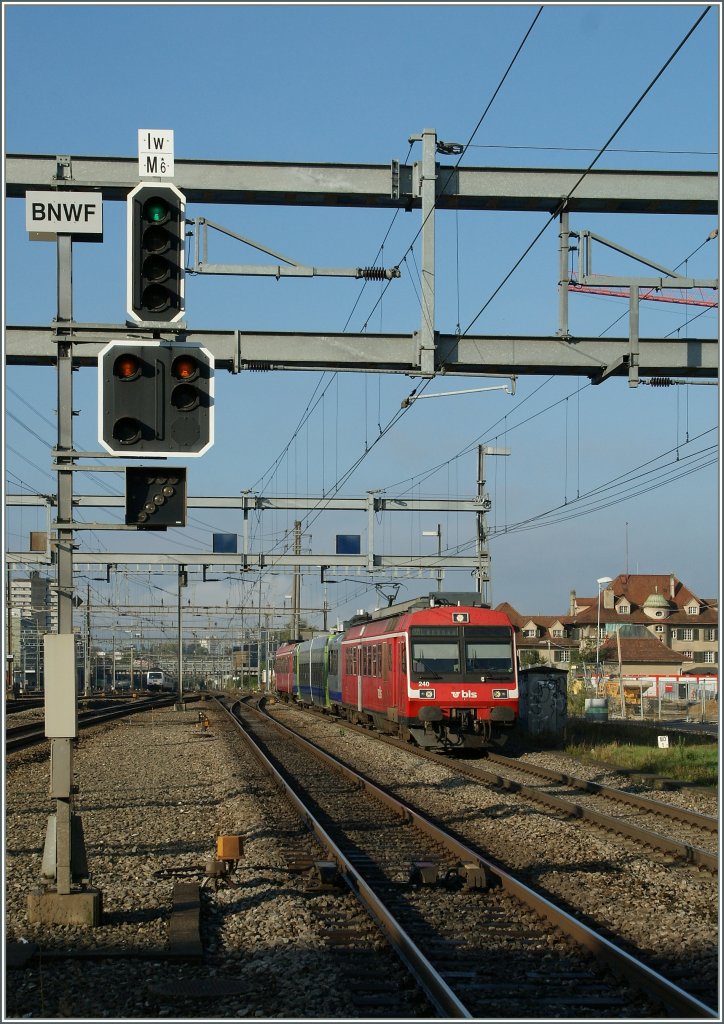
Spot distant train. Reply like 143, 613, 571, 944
274, 592, 519, 750
145, 670, 173, 692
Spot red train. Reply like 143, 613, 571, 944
274, 592, 519, 750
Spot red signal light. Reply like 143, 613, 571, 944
114, 354, 141, 381
172, 355, 198, 380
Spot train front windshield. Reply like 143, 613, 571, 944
410, 625, 514, 680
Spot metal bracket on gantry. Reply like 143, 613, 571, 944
189, 217, 400, 283
566, 229, 718, 388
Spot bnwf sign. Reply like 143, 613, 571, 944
25, 191, 103, 235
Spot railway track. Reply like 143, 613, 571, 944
483, 750, 718, 870
219, 695, 715, 1019
269, 697, 717, 873
5, 696, 45, 715
5, 695, 182, 752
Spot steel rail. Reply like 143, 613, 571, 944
486, 751, 718, 831
276, 701, 717, 871
220, 697, 472, 1018
256, 697, 716, 1018
5, 696, 180, 752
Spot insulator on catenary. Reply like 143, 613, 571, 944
246, 362, 272, 372
647, 377, 673, 387
357, 266, 400, 281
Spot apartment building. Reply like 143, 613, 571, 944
8, 571, 58, 632
499, 572, 718, 679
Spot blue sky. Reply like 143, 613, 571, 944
3, 2, 720, 641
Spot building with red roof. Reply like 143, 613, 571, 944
498, 573, 718, 680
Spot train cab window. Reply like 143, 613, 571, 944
463, 626, 514, 677
464, 641, 512, 670
411, 641, 460, 676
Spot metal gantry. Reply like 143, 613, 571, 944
5, 133, 719, 382
4, 130, 719, 924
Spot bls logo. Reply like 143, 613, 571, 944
451, 689, 478, 699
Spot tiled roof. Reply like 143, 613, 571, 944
496, 575, 717, 631
600, 636, 686, 665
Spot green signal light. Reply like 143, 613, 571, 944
143, 197, 170, 223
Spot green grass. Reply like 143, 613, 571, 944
565, 732, 719, 786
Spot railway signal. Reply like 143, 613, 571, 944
127, 183, 185, 323
125, 467, 187, 529
98, 341, 214, 456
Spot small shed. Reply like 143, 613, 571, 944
518, 666, 568, 737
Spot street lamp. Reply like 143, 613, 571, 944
596, 576, 613, 692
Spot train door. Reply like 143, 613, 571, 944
356, 644, 363, 711
381, 641, 392, 710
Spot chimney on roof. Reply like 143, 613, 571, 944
569, 590, 576, 615
670, 574, 676, 600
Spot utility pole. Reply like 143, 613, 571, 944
257, 574, 263, 689
423, 524, 443, 591
476, 446, 510, 605
292, 520, 301, 640
176, 566, 186, 708
30, 232, 99, 927
6, 573, 13, 694
84, 582, 91, 697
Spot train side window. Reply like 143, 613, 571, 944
400, 643, 407, 674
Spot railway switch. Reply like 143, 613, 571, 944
201, 835, 244, 889
308, 861, 343, 891
216, 835, 243, 867
457, 861, 491, 891
409, 860, 439, 886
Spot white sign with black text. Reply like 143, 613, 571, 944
25, 191, 103, 234
138, 129, 175, 178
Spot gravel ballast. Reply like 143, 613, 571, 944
4, 699, 719, 1018
5, 704, 380, 1019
